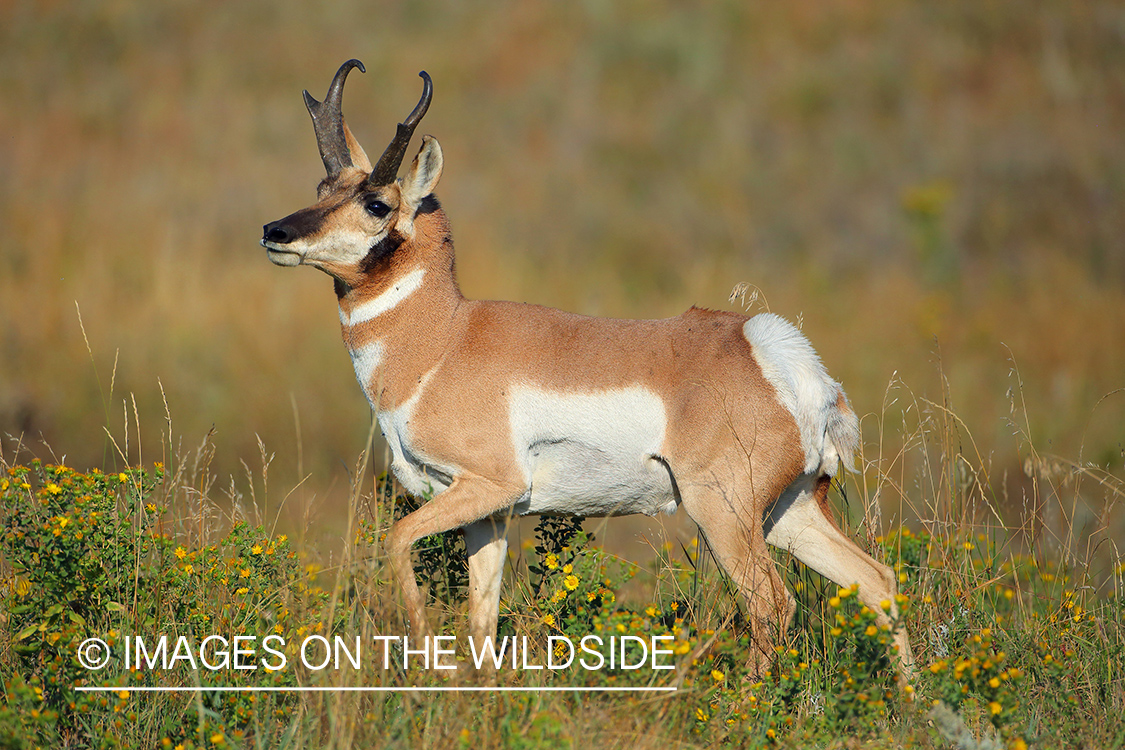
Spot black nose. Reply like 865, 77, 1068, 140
263, 221, 294, 244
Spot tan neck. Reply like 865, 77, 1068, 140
337, 207, 465, 411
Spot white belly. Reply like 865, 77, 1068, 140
508, 385, 678, 517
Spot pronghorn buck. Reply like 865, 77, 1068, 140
261, 60, 915, 676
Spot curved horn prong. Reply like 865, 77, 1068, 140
368, 71, 433, 187
304, 59, 366, 176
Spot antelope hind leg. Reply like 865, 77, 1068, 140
765, 474, 916, 679
681, 481, 795, 675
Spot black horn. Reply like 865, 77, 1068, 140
304, 59, 366, 177
367, 71, 432, 187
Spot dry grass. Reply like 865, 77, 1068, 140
2, 1, 1123, 540
1, 375, 1122, 748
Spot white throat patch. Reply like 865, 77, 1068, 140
347, 340, 385, 404
339, 267, 425, 326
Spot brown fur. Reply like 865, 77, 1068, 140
814, 474, 841, 531
261, 81, 915, 678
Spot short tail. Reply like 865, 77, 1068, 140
822, 386, 860, 477
742, 313, 860, 477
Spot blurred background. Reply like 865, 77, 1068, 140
1, 0, 1122, 543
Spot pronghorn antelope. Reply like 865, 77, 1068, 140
261, 60, 915, 676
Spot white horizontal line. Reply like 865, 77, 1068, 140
77, 685, 676, 693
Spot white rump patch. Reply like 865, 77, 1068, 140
507, 385, 677, 517
339, 267, 425, 326
743, 313, 859, 476
347, 340, 385, 403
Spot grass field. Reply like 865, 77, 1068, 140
1, 395, 1123, 748
2, 1, 1124, 747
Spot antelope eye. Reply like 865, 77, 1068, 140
365, 199, 391, 218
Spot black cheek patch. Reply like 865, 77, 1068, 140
359, 231, 405, 275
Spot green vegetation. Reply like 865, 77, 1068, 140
1, 2, 1123, 747
1, 0, 1123, 503
1, 390, 1122, 747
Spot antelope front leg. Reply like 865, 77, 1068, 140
464, 518, 509, 647
463, 517, 509, 675
382, 476, 514, 642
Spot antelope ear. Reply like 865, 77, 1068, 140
343, 122, 372, 171
400, 135, 443, 207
